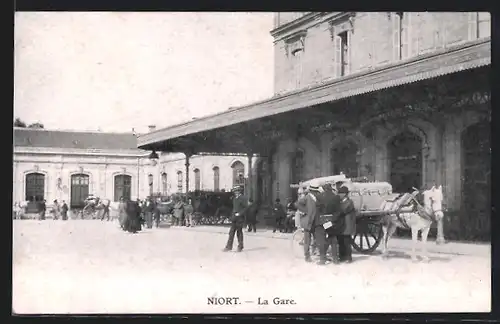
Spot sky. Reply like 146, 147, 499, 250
14, 12, 275, 133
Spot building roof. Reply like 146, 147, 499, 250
13, 127, 141, 151
137, 38, 491, 152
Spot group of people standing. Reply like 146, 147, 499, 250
13, 199, 69, 221
295, 180, 357, 265
172, 197, 195, 227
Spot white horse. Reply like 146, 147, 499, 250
380, 185, 445, 262
96, 198, 122, 221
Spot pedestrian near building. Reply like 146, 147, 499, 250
336, 186, 356, 263
52, 200, 60, 220
173, 198, 184, 226
296, 182, 327, 264
144, 198, 154, 229
246, 199, 258, 233
38, 200, 46, 220
320, 184, 341, 264
61, 201, 68, 220
223, 186, 247, 252
184, 198, 195, 227
272, 198, 286, 233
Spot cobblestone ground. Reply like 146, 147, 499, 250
13, 220, 490, 314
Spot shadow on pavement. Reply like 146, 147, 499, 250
241, 247, 268, 252
383, 250, 451, 263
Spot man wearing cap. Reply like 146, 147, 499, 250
223, 186, 248, 252
336, 186, 356, 263
296, 181, 327, 265
320, 183, 341, 264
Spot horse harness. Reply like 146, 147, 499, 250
393, 192, 437, 229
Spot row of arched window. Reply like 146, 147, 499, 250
146, 160, 246, 195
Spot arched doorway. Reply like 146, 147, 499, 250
462, 121, 490, 241
194, 168, 201, 191
388, 131, 423, 193
213, 167, 220, 191
114, 174, 132, 201
256, 160, 269, 205
70, 174, 90, 208
290, 149, 305, 201
331, 142, 359, 178
25, 172, 45, 202
231, 161, 245, 189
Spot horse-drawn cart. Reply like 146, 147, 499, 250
291, 175, 405, 256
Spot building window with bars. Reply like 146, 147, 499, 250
334, 31, 351, 77
161, 173, 168, 195
231, 161, 245, 188
177, 171, 183, 193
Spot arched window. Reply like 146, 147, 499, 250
231, 161, 245, 187
70, 173, 90, 208
331, 142, 359, 179
114, 174, 132, 201
213, 166, 220, 191
177, 171, 183, 193
148, 174, 154, 196
290, 149, 305, 184
25, 172, 45, 202
193, 168, 201, 191
161, 173, 168, 195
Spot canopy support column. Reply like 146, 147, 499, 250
184, 153, 192, 195
247, 152, 253, 200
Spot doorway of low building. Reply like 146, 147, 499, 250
71, 173, 90, 208
114, 174, 132, 201
25, 172, 45, 202
388, 131, 423, 193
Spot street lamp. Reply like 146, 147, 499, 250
149, 150, 159, 166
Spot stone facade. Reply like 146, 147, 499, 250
262, 12, 491, 240
13, 128, 251, 209
272, 12, 490, 94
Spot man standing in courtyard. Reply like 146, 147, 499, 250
223, 186, 247, 252
61, 201, 68, 220
336, 186, 356, 263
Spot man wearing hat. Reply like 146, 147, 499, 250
320, 183, 341, 264
223, 185, 248, 252
336, 186, 356, 263
296, 181, 328, 265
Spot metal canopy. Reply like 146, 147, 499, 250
137, 38, 490, 155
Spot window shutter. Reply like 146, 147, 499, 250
468, 12, 478, 40
401, 12, 410, 59
333, 35, 342, 78
392, 13, 401, 61
346, 31, 352, 75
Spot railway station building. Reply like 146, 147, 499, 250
13, 126, 252, 212
137, 12, 491, 241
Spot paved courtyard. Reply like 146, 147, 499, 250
13, 220, 490, 314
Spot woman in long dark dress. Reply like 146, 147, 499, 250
124, 200, 142, 233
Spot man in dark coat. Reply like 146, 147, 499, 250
246, 199, 258, 233
172, 198, 184, 226
272, 198, 286, 233
223, 186, 247, 252
144, 198, 155, 229
336, 186, 357, 263
38, 200, 46, 220
61, 200, 69, 221
320, 184, 341, 264
296, 182, 327, 265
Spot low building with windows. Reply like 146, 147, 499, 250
13, 127, 251, 211
138, 12, 491, 241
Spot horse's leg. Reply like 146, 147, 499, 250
420, 225, 431, 263
381, 222, 389, 259
410, 224, 419, 263
383, 221, 398, 260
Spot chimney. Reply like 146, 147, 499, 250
148, 125, 156, 132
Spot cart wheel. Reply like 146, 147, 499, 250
291, 229, 306, 259
351, 222, 383, 254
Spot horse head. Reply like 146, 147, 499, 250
422, 185, 444, 222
